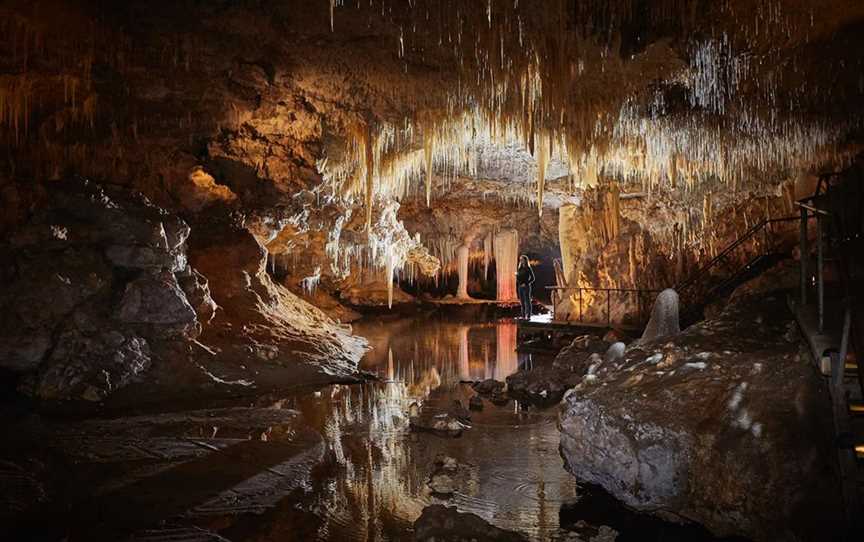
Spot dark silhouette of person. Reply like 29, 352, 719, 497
516, 255, 535, 319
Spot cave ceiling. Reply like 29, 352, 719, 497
1, 0, 863, 217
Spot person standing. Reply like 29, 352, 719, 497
516, 255, 535, 319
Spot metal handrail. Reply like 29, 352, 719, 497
546, 285, 664, 326
675, 216, 799, 292
549, 216, 799, 328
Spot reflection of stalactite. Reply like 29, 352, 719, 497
494, 322, 518, 380
536, 132, 549, 216
457, 325, 470, 381
483, 232, 493, 280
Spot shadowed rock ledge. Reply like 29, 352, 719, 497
0, 179, 366, 403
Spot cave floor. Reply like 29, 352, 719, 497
1, 314, 742, 542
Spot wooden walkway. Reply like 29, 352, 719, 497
517, 319, 641, 334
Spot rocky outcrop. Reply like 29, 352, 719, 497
0, 179, 367, 402
186, 211, 368, 381
558, 289, 841, 540
0, 179, 209, 401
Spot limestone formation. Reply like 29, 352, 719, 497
558, 291, 841, 541
641, 289, 681, 341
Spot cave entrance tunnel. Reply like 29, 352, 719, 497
400, 243, 561, 305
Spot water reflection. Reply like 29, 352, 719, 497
270, 316, 575, 541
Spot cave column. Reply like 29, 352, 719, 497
456, 244, 471, 299
493, 229, 519, 302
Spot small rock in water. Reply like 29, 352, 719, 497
410, 412, 468, 437
449, 399, 472, 423
414, 504, 528, 541
472, 378, 505, 395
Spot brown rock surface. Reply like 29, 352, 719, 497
558, 289, 841, 541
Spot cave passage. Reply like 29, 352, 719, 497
2, 1, 864, 541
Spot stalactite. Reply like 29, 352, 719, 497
424, 132, 434, 206
536, 131, 549, 216
483, 232, 493, 280
363, 123, 376, 232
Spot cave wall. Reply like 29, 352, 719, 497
556, 180, 804, 323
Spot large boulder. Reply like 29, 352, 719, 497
0, 179, 209, 401
558, 292, 842, 541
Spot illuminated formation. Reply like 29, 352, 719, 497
0, 3, 862, 540
493, 229, 519, 302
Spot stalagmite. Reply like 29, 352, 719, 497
493, 229, 518, 302
456, 244, 471, 299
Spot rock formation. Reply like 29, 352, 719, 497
558, 279, 842, 541
0, 178, 366, 402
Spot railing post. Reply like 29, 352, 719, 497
817, 214, 824, 332
800, 208, 808, 306
551, 289, 557, 318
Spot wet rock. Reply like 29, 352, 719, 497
449, 400, 472, 423
426, 455, 475, 497
468, 395, 484, 411
413, 504, 528, 542
410, 411, 469, 437
559, 293, 842, 541
640, 289, 679, 342
472, 378, 505, 395
506, 366, 582, 406
506, 334, 611, 406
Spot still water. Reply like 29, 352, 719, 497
270, 314, 577, 541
